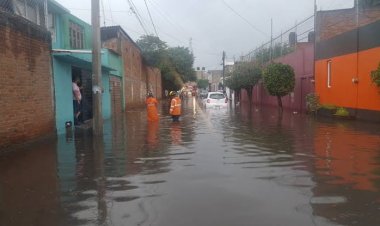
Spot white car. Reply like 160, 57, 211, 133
203, 92, 228, 108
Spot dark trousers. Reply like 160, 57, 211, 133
172, 115, 180, 122
73, 100, 83, 125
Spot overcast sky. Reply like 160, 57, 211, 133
55, 0, 354, 70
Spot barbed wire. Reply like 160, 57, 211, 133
240, 15, 315, 63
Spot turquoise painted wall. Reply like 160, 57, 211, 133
102, 74, 111, 120
53, 59, 74, 134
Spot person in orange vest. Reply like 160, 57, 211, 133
169, 91, 181, 122
146, 92, 159, 122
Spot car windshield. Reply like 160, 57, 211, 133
209, 93, 225, 99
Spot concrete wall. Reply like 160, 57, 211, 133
242, 42, 315, 113
315, 7, 380, 121
0, 12, 55, 149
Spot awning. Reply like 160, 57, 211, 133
53, 51, 116, 72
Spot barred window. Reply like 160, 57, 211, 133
13, 0, 41, 25
69, 21, 84, 49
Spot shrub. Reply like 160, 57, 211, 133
306, 93, 320, 113
334, 107, 350, 117
370, 62, 380, 87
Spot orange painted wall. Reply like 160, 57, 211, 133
316, 47, 380, 111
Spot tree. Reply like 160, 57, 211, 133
136, 35, 168, 66
232, 62, 262, 108
136, 36, 196, 91
197, 79, 209, 90
225, 72, 243, 105
167, 47, 196, 83
263, 63, 295, 111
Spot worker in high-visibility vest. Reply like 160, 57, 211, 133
146, 92, 159, 122
169, 91, 181, 122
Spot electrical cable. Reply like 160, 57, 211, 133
221, 0, 268, 37
144, 0, 159, 37
107, 0, 114, 25
126, 0, 149, 35
100, 0, 106, 26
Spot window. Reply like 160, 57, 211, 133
69, 21, 84, 49
14, 0, 41, 25
327, 60, 332, 88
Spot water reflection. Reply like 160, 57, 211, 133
1, 98, 380, 226
0, 139, 60, 226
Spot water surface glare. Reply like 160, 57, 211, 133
1, 97, 380, 226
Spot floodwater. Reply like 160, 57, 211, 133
1, 97, 380, 226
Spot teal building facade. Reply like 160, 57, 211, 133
48, 1, 122, 133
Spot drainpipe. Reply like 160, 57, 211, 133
44, 0, 48, 29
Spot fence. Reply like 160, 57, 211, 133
241, 15, 315, 64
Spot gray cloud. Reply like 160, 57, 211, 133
56, 0, 354, 70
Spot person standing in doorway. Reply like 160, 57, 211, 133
72, 77, 83, 125
146, 92, 159, 122
169, 91, 181, 122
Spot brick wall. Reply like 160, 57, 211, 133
0, 12, 54, 150
101, 27, 162, 108
317, 7, 380, 41
146, 66, 162, 99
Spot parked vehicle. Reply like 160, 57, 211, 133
203, 92, 228, 108
199, 90, 208, 99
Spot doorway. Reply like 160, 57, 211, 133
72, 67, 93, 122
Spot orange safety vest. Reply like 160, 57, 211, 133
170, 97, 181, 116
146, 97, 159, 122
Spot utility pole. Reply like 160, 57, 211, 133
92, 0, 103, 135
222, 51, 226, 92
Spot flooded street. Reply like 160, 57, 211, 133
1, 97, 380, 226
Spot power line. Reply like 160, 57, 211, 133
126, 0, 149, 35
144, 0, 159, 37
221, 0, 268, 37
107, 0, 114, 25
147, 0, 191, 38
100, 0, 106, 26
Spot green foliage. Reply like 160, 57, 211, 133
224, 73, 241, 91
370, 62, 380, 87
252, 43, 294, 66
136, 35, 195, 91
263, 63, 295, 97
233, 62, 262, 91
136, 35, 168, 66
197, 79, 209, 89
136, 35, 167, 52
334, 107, 350, 117
167, 47, 196, 82
224, 62, 262, 104
306, 93, 321, 113
320, 104, 337, 110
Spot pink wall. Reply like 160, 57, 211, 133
242, 42, 315, 113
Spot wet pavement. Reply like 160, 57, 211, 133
1, 97, 380, 226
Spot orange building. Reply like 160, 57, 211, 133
315, 7, 380, 121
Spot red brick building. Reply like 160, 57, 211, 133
101, 26, 162, 110
0, 11, 55, 150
